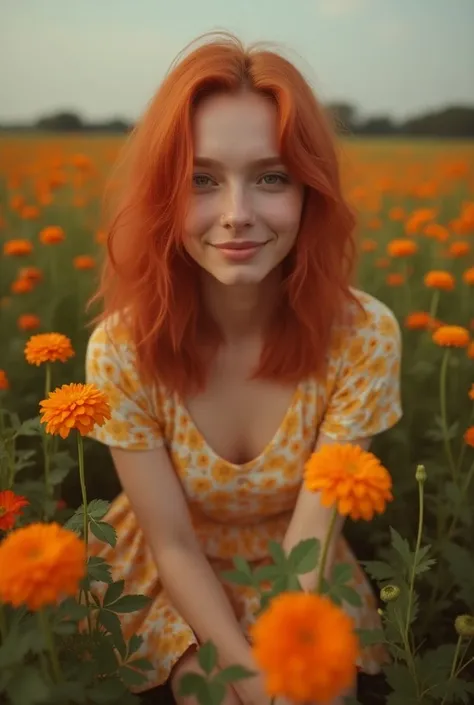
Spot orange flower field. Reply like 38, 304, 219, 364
0, 134, 474, 704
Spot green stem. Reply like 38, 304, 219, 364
405, 473, 424, 642
403, 262, 412, 312
439, 350, 457, 480
0, 603, 6, 643
43, 363, 53, 504
456, 406, 474, 474
38, 608, 61, 683
315, 507, 338, 593
441, 635, 463, 705
76, 433, 92, 632
429, 289, 440, 320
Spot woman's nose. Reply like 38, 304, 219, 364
219, 185, 255, 230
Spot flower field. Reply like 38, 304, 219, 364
0, 134, 474, 705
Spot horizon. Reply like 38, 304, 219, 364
1, 0, 474, 123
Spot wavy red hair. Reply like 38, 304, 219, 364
92, 32, 359, 397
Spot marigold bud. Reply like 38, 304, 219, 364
454, 615, 474, 637
380, 585, 401, 603
415, 464, 427, 483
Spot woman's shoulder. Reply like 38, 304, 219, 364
343, 288, 401, 340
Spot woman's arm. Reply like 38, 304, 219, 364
282, 434, 372, 591
110, 446, 266, 703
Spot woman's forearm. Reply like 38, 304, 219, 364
154, 542, 256, 671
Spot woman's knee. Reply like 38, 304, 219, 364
170, 648, 241, 705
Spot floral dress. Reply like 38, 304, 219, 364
85, 290, 402, 693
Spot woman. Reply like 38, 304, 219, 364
86, 32, 402, 705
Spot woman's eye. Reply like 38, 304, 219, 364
192, 174, 215, 188
259, 173, 289, 186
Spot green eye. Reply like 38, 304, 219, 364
260, 173, 289, 185
192, 174, 215, 188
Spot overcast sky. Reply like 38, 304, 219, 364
1, 0, 473, 123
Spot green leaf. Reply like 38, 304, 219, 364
268, 540, 288, 569
55, 596, 89, 622
127, 634, 144, 658
119, 665, 149, 688
87, 498, 110, 520
332, 563, 353, 585
127, 657, 153, 672
390, 527, 412, 567
443, 542, 474, 609
88, 556, 113, 584
286, 574, 302, 591
98, 610, 126, 659
0, 626, 45, 668
232, 555, 252, 576
64, 507, 84, 532
90, 520, 117, 547
337, 585, 363, 607
252, 564, 280, 583
6, 665, 50, 705
221, 569, 254, 587
215, 665, 256, 685
109, 594, 151, 614
16, 416, 43, 437
48, 465, 71, 485
288, 538, 320, 575
178, 673, 210, 701
198, 641, 218, 675
360, 560, 396, 582
207, 680, 227, 705
104, 579, 125, 607
356, 628, 385, 647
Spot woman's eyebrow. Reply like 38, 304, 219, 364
193, 156, 285, 169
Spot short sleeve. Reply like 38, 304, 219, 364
319, 294, 402, 441
85, 318, 165, 450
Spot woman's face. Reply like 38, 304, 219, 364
184, 91, 304, 286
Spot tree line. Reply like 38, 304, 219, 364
1, 103, 474, 137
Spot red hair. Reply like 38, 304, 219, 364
92, 32, 359, 397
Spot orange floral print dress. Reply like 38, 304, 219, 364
85, 290, 402, 693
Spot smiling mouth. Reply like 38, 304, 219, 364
212, 241, 268, 250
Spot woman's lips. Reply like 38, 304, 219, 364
212, 241, 267, 261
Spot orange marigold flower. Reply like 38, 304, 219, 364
0, 522, 85, 610
20, 205, 40, 221
19, 266, 43, 282
3, 239, 33, 256
25, 333, 74, 366
467, 342, 474, 360
387, 239, 418, 257
0, 370, 8, 390
10, 194, 25, 211
18, 314, 41, 331
424, 271, 455, 291
250, 592, 359, 703
462, 267, 474, 286
39, 226, 65, 245
449, 242, 470, 258
40, 382, 111, 438
405, 312, 435, 331
304, 443, 393, 520
469, 384, 474, 400
464, 427, 474, 448
386, 273, 405, 287
424, 223, 449, 242
73, 255, 96, 270
388, 206, 406, 221
11, 278, 34, 294
361, 239, 377, 253
0, 490, 29, 531
432, 325, 470, 348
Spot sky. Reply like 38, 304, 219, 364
1, 0, 473, 123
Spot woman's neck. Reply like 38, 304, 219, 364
200, 269, 282, 342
